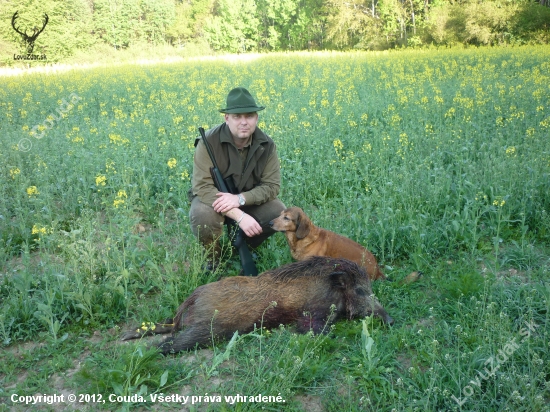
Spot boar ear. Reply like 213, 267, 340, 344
329, 271, 353, 289
295, 212, 310, 239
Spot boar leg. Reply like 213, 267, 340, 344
157, 325, 214, 354
295, 310, 335, 334
121, 318, 175, 341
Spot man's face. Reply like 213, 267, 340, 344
225, 112, 258, 142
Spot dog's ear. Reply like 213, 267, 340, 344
295, 210, 310, 239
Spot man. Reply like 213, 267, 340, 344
188, 87, 285, 267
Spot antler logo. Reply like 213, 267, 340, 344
11, 11, 49, 55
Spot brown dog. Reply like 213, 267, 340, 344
270, 207, 397, 281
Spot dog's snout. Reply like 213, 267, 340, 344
269, 220, 274, 227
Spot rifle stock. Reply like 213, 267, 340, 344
199, 127, 258, 276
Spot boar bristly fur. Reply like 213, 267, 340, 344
122, 257, 393, 354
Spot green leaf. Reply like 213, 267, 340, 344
160, 370, 169, 387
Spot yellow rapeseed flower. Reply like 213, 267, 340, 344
109, 134, 129, 146
444, 107, 456, 118
26, 186, 39, 196
493, 197, 505, 207
475, 192, 488, 202
113, 199, 125, 208
362, 142, 372, 153
32, 224, 47, 235
96, 174, 107, 186
31, 224, 50, 242
10, 167, 21, 179
106, 160, 116, 173
139, 321, 156, 332
167, 158, 177, 169
113, 190, 127, 208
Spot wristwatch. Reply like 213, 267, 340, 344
238, 194, 245, 206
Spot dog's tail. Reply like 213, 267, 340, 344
398, 271, 423, 285
372, 266, 387, 281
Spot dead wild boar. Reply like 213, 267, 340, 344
121, 257, 393, 354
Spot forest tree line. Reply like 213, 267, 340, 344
1, 0, 549, 61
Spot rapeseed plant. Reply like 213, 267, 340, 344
26, 186, 39, 196
1, 46, 549, 411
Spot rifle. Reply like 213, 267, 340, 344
198, 127, 258, 276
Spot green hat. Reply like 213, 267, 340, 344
219, 87, 265, 114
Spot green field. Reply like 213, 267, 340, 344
1, 46, 549, 411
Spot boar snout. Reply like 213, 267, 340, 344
362, 294, 394, 325
382, 312, 394, 326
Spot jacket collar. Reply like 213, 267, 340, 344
219, 123, 268, 192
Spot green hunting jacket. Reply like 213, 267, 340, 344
189, 123, 281, 206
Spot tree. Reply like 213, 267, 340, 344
285, 0, 327, 50
325, 0, 383, 49
92, 0, 142, 48
513, 0, 550, 43
92, 0, 174, 48
139, 0, 175, 44
2, 0, 550, 60
166, 0, 214, 47
424, 0, 550, 46
377, 0, 409, 46
203, 0, 259, 52
256, 0, 298, 50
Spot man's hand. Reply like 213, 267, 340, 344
212, 192, 239, 214
213, 193, 262, 237
238, 213, 263, 237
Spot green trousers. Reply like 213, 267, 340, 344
189, 196, 286, 258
